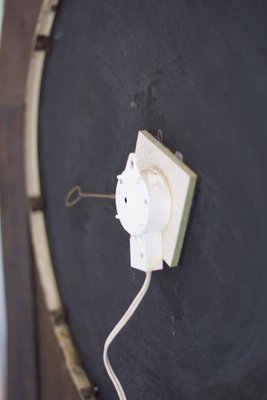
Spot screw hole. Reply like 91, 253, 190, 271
124, 197, 127, 203
130, 159, 134, 168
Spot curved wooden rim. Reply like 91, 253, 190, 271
24, 1, 96, 398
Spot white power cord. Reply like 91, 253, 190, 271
103, 271, 152, 400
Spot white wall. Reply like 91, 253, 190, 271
0, 1, 8, 399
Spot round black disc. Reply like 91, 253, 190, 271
39, 1, 267, 399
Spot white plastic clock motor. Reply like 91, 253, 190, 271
116, 153, 171, 271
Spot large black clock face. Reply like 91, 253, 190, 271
39, 1, 267, 399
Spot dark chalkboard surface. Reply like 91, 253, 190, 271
39, 1, 267, 399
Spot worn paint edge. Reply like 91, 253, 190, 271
24, 1, 96, 398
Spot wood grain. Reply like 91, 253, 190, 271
0, 0, 95, 399
0, 1, 42, 398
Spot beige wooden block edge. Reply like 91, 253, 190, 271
136, 130, 197, 267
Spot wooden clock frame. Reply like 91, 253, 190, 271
0, 1, 95, 399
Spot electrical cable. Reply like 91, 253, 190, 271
103, 271, 152, 400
